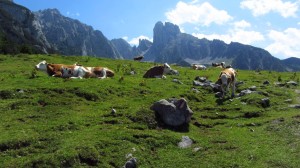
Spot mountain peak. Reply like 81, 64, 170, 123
37, 8, 61, 16
153, 21, 180, 47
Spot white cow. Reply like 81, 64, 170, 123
192, 64, 207, 70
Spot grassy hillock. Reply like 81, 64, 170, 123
0, 54, 299, 167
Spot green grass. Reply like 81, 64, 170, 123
0, 54, 299, 167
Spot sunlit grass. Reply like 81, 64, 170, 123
0, 54, 299, 167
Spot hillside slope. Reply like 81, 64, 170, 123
0, 54, 299, 167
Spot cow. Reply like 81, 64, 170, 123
216, 67, 237, 98
133, 56, 144, 61
192, 64, 206, 70
212, 62, 225, 68
35, 60, 114, 79
61, 65, 114, 79
143, 63, 172, 78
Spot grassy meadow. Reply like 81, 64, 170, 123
0, 54, 299, 167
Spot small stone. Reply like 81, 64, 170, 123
261, 98, 270, 108
178, 136, 193, 148
249, 86, 257, 91
193, 147, 202, 152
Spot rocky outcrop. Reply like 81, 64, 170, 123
35, 9, 121, 58
144, 21, 288, 71
0, 0, 50, 53
0, 1, 121, 58
282, 57, 300, 71
150, 98, 193, 127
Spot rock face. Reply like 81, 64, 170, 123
150, 98, 193, 126
0, 0, 51, 53
35, 9, 121, 58
111, 38, 152, 60
0, 1, 121, 58
144, 21, 287, 71
282, 57, 300, 71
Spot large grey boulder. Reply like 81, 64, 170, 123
150, 98, 193, 126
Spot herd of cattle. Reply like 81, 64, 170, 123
35, 60, 237, 98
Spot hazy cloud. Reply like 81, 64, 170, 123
266, 28, 300, 59
240, 0, 299, 18
192, 20, 264, 45
125, 35, 153, 46
165, 1, 232, 26
66, 11, 80, 17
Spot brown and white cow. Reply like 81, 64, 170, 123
192, 64, 206, 70
35, 60, 114, 79
133, 56, 144, 61
143, 63, 172, 78
216, 67, 237, 98
212, 62, 225, 68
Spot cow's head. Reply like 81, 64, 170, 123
163, 63, 171, 74
35, 60, 48, 72
106, 69, 115, 77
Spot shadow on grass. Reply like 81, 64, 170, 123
215, 97, 232, 105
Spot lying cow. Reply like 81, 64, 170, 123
216, 67, 237, 98
133, 56, 144, 61
212, 62, 225, 68
192, 64, 206, 70
143, 63, 172, 78
35, 60, 114, 79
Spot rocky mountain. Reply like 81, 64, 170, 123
282, 57, 300, 71
1, 1, 299, 71
144, 21, 288, 71
0, 0, 51, 54
111, 38, 152, 60
35, 9, 121, 58
0, 0, 121, 58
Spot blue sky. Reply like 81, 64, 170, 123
14, 0, 300, 59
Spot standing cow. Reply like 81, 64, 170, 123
216, 67, 237, 98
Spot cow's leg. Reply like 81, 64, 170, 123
231, 81, 236, 98
52, 71, 62, 77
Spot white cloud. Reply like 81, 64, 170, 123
193, 20, 264, 45
266, 28, 300, 59
122, 36, 128, 41
240, 0, 299, 18
193, 30, 264, 45
125, 35, 153, 46
165, 1, 232, 26
66, 11, 80, 17
233, 20, 251, 29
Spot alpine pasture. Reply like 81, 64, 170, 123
0, 54, 299, 167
